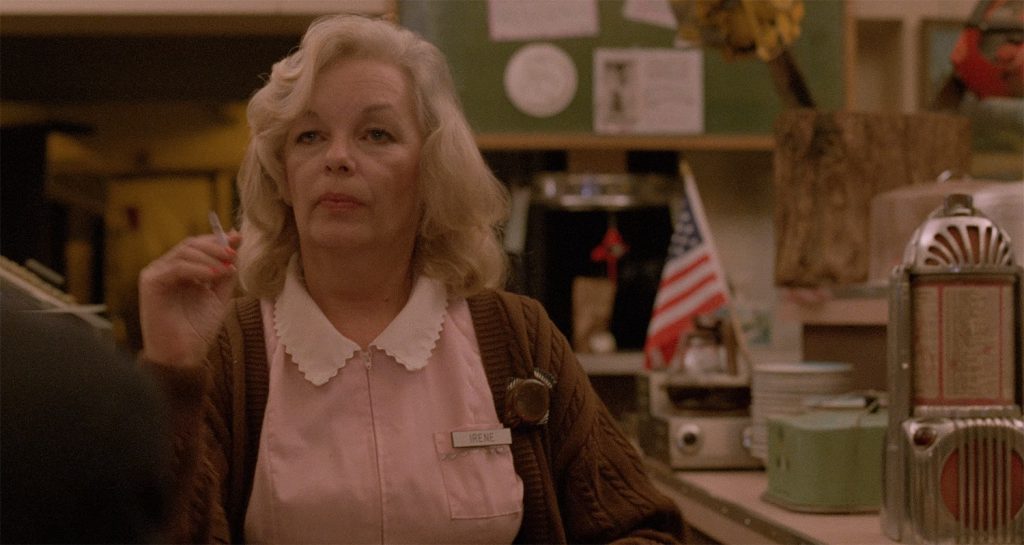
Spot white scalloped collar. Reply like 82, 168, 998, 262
273, 255, 448, 386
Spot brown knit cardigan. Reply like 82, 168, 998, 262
151, 289, 685, 544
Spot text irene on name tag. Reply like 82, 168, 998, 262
451, 428, 512, 448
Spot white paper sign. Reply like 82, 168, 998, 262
504, 43, 578, 118
487, 0, 599, 41
593, 48, 703, 134
622, 0, 678, 29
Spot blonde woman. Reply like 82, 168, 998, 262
139, 14, 684, 544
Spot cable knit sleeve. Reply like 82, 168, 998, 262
515, 296, 686, 544
144, 333, 234, 543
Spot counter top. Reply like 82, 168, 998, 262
645, 461, 894, 545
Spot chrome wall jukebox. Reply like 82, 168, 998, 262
883, 193, 1024, 544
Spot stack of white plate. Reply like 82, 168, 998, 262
748, 361, 854, 460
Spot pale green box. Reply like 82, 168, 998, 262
764, 408, 887, 513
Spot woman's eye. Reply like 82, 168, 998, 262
296, 131, 320, 144
366, 128, 393, 143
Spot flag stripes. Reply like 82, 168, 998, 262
644, 162, 730, 369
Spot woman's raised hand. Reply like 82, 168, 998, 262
138, 232, 242, 367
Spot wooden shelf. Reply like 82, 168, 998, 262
779, 297, 888, 327
776, 285, 890, 326
577, 351, 645, 375
475, 132, 774, 152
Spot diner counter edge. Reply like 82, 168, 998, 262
644, 460, 896, 545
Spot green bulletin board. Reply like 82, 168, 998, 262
400, 0, 844, 135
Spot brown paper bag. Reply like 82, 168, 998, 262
572, 276, 617, 353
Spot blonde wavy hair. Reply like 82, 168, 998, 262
235, 14, 509, 299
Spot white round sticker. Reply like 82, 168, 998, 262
503, 43, 578, 118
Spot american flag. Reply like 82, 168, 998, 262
644, 163, 731, 369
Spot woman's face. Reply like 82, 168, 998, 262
282, 57, 424, 258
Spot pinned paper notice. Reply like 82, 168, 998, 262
487, 0, 599, 41
622, 0, 679, 29
504, 43, 578, 118
593, 48, 704, 135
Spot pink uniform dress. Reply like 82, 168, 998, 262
244, 257, 524, 544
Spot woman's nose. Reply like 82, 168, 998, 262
324, 138, 354, 173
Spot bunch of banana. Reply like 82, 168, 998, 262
670, 0, 805, 62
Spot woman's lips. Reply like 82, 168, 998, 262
317, 192, 363, 210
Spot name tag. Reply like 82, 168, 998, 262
451, 428, 512, 449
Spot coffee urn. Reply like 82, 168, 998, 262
882, 193, 1024, 543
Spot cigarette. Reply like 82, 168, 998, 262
208, 211, 230, 247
